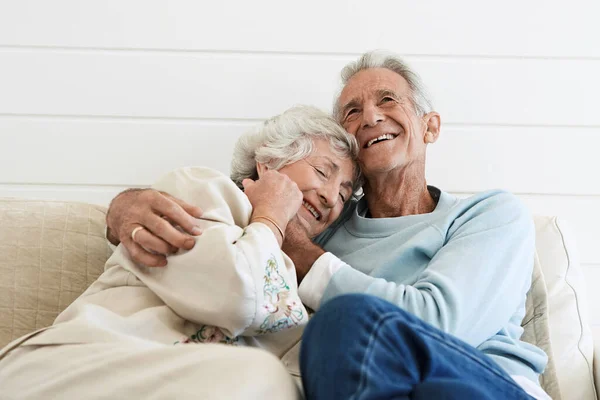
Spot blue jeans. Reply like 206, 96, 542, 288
300, 294, 535, 400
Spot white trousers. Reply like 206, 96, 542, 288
0, 342, 301, 400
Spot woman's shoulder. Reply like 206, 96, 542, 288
152, 166, 252, 224
154, 166, 231, 185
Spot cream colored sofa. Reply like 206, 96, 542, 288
0, 198, 598, 399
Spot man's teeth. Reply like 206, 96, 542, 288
366, 134, 396, 148
303, 201, 321, 220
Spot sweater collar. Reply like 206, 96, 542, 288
347, 186, 456, 237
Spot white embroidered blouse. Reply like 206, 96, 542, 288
15, 167, 308, 361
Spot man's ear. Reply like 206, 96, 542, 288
256, 162, 268, 177
423, 112, 441, 144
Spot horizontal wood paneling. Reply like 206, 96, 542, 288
1, 1, 599, 58
427, 126, 600, 195
1, 51, 599, 126
0, 117, 247, 185
2, 118, 598, 195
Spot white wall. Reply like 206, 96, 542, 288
1, 1, 599, 323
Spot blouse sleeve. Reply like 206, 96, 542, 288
110, 167, 308, 338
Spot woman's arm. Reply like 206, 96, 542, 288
108, 167, 308, 338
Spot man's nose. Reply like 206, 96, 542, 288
362, 104, 384, 128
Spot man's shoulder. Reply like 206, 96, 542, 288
450, 189, 533, 232
459, 189, 527, 215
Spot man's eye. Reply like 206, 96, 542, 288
381, 97, 394, 103
346, 109, 358, 119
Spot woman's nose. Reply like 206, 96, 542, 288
318, 184, 338, 208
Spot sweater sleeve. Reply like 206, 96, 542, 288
314, 192, 535, 347
112, 167, 308, 339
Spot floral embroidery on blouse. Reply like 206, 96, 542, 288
256, 255, 305, 334
174, 325, 239, 346
174, 255, 304, 344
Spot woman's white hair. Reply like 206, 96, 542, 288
231, 105, 361, 192
333, 50, 434, 121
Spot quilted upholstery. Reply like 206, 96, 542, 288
0, 199, 111, 346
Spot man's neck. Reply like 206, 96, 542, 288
363, 162, 436, 218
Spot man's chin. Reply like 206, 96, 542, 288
293, 214, 314, 237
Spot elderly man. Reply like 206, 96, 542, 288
106, 51, 549, 399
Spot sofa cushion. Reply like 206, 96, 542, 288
0, 200, 596, 400
532, 216, 597, 400
521, 251, 561, 399
0, 199, 111, 348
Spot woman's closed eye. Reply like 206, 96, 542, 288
314, 167, 329, 178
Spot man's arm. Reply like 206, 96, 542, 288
281, 218, 325, 283
291, 193, 537, 348
106, 188, 203, 266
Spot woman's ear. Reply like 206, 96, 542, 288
423, 112, 441, 144
256, 162, 268, 177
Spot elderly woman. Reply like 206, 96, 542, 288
0, 106, 360, 399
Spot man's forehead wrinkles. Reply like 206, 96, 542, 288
343, 83, 403, 102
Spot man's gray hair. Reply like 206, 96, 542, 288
334, 50, 434, 121
231, 105, 361, 192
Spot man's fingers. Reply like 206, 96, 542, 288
132, 226, 178, 255
123, 237, 168, 267
152, 194, 202, 236
165, 193, 203, 219
143, 214, 198, 250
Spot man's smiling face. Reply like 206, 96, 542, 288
338, 68, 431, 178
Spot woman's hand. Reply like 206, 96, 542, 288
242, 170, 303, 232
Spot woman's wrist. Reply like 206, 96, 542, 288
251, 215, 286, 246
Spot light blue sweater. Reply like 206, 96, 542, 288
316, 187, 548, 382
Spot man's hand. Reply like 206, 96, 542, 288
282, 217, 325, 283
106, 189, 203, 267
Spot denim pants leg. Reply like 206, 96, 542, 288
300, 294, 535, 400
